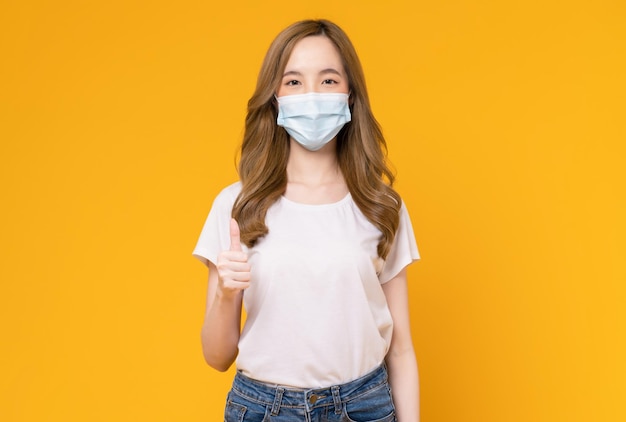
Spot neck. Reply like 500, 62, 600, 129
286, 139, 342, 186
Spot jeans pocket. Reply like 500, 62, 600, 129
224, 399, 246, 422
342, 384, 396, 422
224, 391, 270, 422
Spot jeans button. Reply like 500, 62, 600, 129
309, 394, 319, 404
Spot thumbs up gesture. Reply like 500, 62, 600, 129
215, 219, 251, 297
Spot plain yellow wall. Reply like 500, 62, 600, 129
1, 0, 624, 421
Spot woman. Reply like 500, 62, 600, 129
193, 19, 420, 422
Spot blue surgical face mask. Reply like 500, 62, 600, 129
276, 92, 351, 151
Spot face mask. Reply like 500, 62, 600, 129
276, 92, 351, 151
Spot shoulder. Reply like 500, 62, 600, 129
393, 194, 411, 216
399, 198, 409, 214
219, 181, 242, 197
204, 181, 242, 216
213, 181, 242, 204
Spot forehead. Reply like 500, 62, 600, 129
284, 35, 345, 71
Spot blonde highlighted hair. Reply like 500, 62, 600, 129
232, 19, 401, 259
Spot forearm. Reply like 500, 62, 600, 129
201, 290, 243, 371
386, 347, 420, 422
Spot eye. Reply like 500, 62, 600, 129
322, 79, 338, 85
285, 80, 301, 86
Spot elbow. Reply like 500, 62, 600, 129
200, 325, 239, 372
205, 359, 231, 372
385, 342, 416, 365
202, 348, 238, 372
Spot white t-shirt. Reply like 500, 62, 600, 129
193, 182, 419, 388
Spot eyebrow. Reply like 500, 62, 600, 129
282, 70, 302, 78
319, 68, 342, 77
282, 68, 343, 78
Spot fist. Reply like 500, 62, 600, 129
215, 219, 251, 296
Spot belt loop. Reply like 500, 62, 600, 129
271, 387, 284, 416
331, 385, 342, 415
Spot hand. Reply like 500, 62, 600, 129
215, 219, 251, 298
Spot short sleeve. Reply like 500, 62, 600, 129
379, 201, 420, 283
192, 182, 242, 267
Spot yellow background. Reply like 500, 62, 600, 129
1, 0, 624, 420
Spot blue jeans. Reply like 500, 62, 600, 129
224, 364, 397, 422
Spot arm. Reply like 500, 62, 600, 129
383, 268, 420, 422
200, 219, 250, 371
200, 262, 242, 371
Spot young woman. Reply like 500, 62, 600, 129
193, 19, 420, 422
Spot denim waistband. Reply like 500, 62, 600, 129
231, 363, 389, 415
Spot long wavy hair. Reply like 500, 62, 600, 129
232, 19, 401, 259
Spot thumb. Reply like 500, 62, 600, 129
229, 218, 242, 252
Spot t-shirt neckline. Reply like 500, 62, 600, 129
280, 192, 352, 208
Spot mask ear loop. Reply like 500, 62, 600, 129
272, 94, 280, 115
